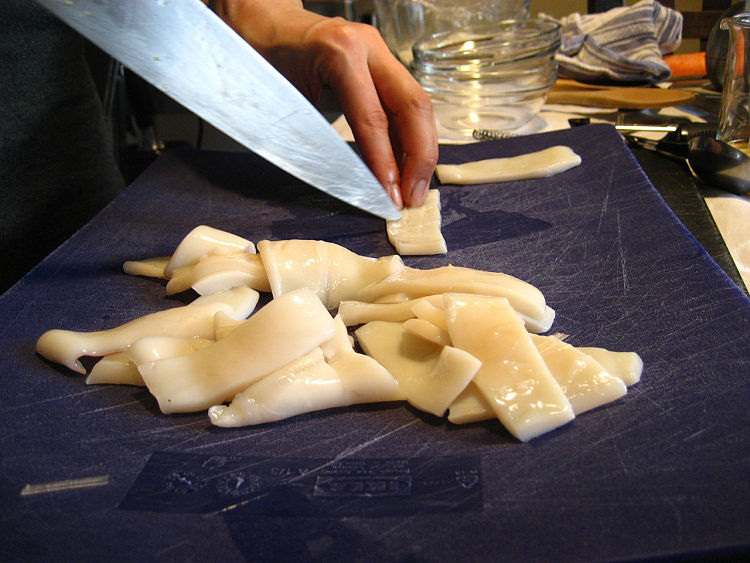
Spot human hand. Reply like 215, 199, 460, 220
209, 0, 438, 208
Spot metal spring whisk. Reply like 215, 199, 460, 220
472, 129, 518, 141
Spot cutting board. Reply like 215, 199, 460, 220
1, 124, 748, 561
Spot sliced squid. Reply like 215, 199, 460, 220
403, 318, 452, 347
166, 252, 270, 295
530, 334, 627, 415
164, 225, 255, 277
36, 287, 259, 374
337, 295, 443, 326
445, 293, 574, 441
435, 145, 582, 185
213, 310, 245, 340
122, 256, 170, 279
208, 317, 404, 427
448, 339, 641, 424
409, 298, 448, 331
357, 265, 554, 332
138, 288, 336, 414
128, 336, 214, 365
86, 336, 214, 386
386, 189, 447, 255
257, 239, 405, 309
579, 347, 643, 386
86, 352, 143, 386
355, 320, 481, 418
448, 383, 495, 424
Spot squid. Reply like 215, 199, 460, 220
578, 347, 643, 386
435, 146, 582, 185
356, 264, 555, 333
164, 225, 255, 277
86, 336, 214, 386
355, 320, 481, 418
138, 288, 337, 414
208, 317, 404, 427
257, 239, 405, 310
386, 189, 447, 255
448, 342, 642, 424
530, 334, 627, 415
337, 295, 443, 327
445, 293, 575, 442
165, 252, 270, 296
36, 287, 259, 374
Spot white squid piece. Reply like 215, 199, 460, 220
164, 225, 255, 277
213, 310, 245, 340
435, 146, 582, 185
448, 383, 495, 424
165, 252, 270, 295
86, 336, 214, 386
386, 189, 447, 255
138, 288, 336, 414
258, 239, 405, 309
445, 293, 574, 441
208, 317, 404, 427
409, 298, 448, 331
337, 295, 443, 327
357, 265, 555, 333
36, 287, 259, 374
355, 320, 481, 418
530, 334, 627, 415
448, 341, 641, 424
86, 352, 142, 386
579, 347, 643, 386
122, 256, 170, 279
403, 318, 452, 347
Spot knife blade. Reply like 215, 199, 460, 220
35, 0, 401, 221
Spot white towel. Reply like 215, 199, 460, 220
545, 0, 683, 83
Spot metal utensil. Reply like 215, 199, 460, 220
35, 0, 401, 221
473, 122, 715, 143
628, 135, 750, 195
685, 136, 750, 195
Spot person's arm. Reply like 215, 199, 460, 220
208, 0, 438, 208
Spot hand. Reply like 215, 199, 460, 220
209, 0, 438, 208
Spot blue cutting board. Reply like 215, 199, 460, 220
1, 124, 748, 561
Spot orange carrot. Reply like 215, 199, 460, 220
663, 52, 707, 78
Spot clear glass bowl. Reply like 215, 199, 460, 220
411, 18, 561, 140
374, 0, 532, 67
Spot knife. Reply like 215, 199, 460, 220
35, 0, 401, 221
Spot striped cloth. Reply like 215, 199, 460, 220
546, 0, 683, 84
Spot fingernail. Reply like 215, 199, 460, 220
410, 179, 429, 207
389, 183, 403, 209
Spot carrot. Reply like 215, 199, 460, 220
663, 52, 707, 78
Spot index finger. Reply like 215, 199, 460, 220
367, 44, 438, 207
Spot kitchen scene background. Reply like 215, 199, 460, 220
82, 0, 725, 182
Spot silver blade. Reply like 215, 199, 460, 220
36, 0, 400, 221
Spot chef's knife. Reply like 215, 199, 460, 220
35, 0, 401, 221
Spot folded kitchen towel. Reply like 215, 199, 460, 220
543, 0, 683, 83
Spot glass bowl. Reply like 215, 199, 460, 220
374, 0, 531, 67
411, 18, 561, 140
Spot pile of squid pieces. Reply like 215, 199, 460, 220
36, 226, 641, 441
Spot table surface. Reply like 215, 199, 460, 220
1, 124, 749, 562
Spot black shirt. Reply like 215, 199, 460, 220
1, 1, 125, 293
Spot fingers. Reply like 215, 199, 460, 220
313, 22, 405, 208
214, 4, 438, 208
311, 20, 437, 208
377, 69, 438, 207
363, 30, 438, 207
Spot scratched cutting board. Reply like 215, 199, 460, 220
1, 124, 749, 561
